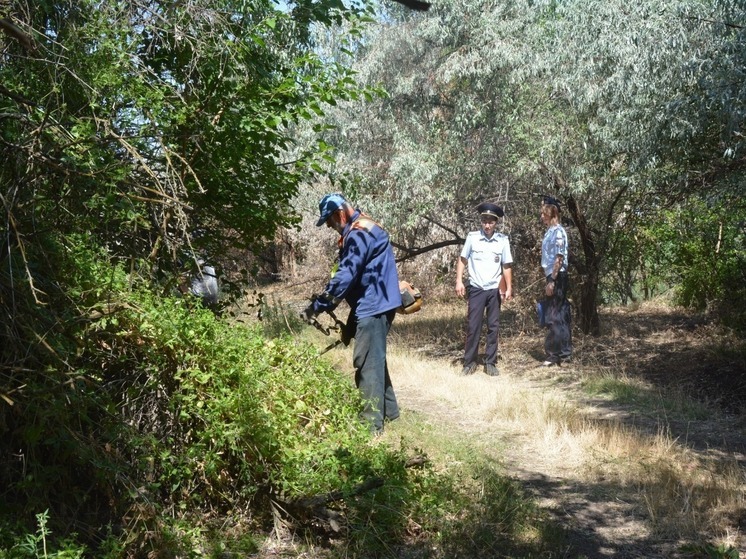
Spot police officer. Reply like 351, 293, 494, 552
540, 195, 572, 366
455, 203, 513, 376
303, 193, 401, 435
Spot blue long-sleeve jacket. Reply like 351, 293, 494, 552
313, 210, 401, 319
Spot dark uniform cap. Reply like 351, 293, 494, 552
542, 195, 562, 210
477, 202, 504, 218
316, 193, 348, 226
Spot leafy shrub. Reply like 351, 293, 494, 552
630, 195, 746, 331
666, 196, 746, 331
1, 235, 439, 556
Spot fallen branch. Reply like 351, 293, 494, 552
293, 477, 384, 510
405, 454, 429, 468
274, 454, 429, 532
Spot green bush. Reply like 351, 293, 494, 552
0, 236, 441, 556
631, 194, 746, 331
667, 196, 746, 331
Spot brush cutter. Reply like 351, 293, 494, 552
301, 296, 354, 355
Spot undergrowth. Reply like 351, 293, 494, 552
0, 237, 407, 556
1, 236, 550, 558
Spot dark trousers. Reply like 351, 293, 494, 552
353, 310, 399, 432
464, 286, 501, 366
544, 272, 572, 363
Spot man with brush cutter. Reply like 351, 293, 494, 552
302, 193, 401, 436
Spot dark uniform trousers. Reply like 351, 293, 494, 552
544, 271, 572, 363
464, 286, 501, 366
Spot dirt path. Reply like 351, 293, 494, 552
386, 305, 746, 558
392, 364, 662, 558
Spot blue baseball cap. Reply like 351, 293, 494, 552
316, 193, 348, 226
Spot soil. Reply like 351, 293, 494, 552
389, 302, 746, 559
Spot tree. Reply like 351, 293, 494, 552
316, 0, 746, 333
528, 0, 746, 331
0, 0, 369, 267
0, 0, 379, 546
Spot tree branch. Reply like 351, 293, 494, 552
292, 477, 384, 510
423, 214, 462, 239
684, 15, 745, 30
0, 18, 35, 52
0, 84, 36, 106
392, 238, 463, 262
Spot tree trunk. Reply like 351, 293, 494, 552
566, 196, 601, 336
577, 261, 601, 336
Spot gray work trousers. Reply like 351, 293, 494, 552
353, 310, 399, 432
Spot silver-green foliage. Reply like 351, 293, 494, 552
318, 0, 745, 324
535, 0, 745, 174
325, 0, 745, 204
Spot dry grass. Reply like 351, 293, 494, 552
382, 297, 746, 554
243, 287, 745, 554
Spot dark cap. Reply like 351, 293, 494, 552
541, 195, 562, 210
316, 193, 348, 226
477, 202, 504, 219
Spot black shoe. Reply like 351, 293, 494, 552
484, 364, 499, 376
461, 363, 477, 376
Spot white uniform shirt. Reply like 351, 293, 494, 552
461, 230, 513, 290
541, 224, 569, 277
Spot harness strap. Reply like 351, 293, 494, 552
337, 214, 379, 248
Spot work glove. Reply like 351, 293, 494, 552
300, 304, 316, 324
